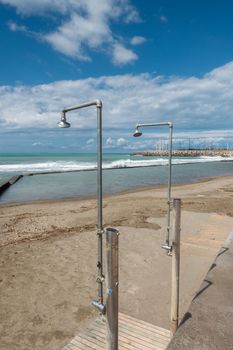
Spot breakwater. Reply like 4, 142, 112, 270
130, 150, 233, 157
0, 175, 23, 195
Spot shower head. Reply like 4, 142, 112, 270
57, 120, 71, 128
133, 127, 142, 137
57, 113, 71, 128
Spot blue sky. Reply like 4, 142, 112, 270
0, 0, 233, 153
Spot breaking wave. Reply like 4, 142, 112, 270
0, 156, 233, 175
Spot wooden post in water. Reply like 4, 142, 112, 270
170, 198, 181, 334
106, 227, 119, 350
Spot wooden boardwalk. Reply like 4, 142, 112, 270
63, 313, 171, 350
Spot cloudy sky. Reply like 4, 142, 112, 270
0, 0, 233, 153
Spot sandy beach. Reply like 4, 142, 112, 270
0, 174, 233, 350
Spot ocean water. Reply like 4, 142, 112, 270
0, 153, 233, 203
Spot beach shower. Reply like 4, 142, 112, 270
133, 122, 173, 250
58, 99, 105, 313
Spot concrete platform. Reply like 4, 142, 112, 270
168, 229, 233, 350
63, 313, 171, 350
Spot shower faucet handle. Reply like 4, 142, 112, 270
92, 300, 106, 314
161, 244, 172, 254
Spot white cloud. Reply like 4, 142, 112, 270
130, 36, 147, 46
0, 61, 233, 137
1, 0, 140, 65
0, 0, 141, 20
7, 20, 27, 32
160, 15, 168, 23
82, 137, 95, 150
86, 138, 94, 145
0, 0, 68, 14
32, 142, 42, 146
112, 43, 138, 65
120, 2, 141, 23
116, 137, 128, 146
106, 137, 115, 146
105, 137, 129, 148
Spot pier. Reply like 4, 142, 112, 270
131, 149, 233, 157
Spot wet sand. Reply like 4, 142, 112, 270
0, 174, 233, 350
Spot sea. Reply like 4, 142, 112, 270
0, 153, 233, 203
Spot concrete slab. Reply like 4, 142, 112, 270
167, 230, 233, 350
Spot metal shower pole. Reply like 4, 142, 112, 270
58, 99, 105, 312
133, 122, 173, 249
105, 227, 119, 350
170, 198, 181, 334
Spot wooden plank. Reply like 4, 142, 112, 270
119, 314, 171, 336
62, 313, 171, 350
119, 316, 170, 342
72, 336, 102, 350
82, 327, 133, 350
118, 327, 166, 349
119, 323, 169, 344
119, 314, 170, 336
66, 343, 83, 350
85, 324, 144, 350
118, 325, 169, 347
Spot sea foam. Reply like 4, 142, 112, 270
0, 156, 233, 174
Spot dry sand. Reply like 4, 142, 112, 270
0, 174, 233, 350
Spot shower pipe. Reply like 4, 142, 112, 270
133, 122, 173, 251
58, 99, 105, 313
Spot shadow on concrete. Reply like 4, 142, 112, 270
217, 246, 228, 258
209, 263, 216, 271
191, 247, 229, 302
179, 279, 213, 327
193, 279, 212, 301
179, 312, 192, 327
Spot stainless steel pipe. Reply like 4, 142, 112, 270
133, 121, 173, 249
106, 227, 119, 350
58, 99, 105, 309
170, 198, 181, 334
167, 124, 173, 246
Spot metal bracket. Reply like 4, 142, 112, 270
92, 300, 106, 314
96, 226, 105, 235
96, 275, 105, 283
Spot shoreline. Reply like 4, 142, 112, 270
0, 157, 232, 180
0, 172, 233, 208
